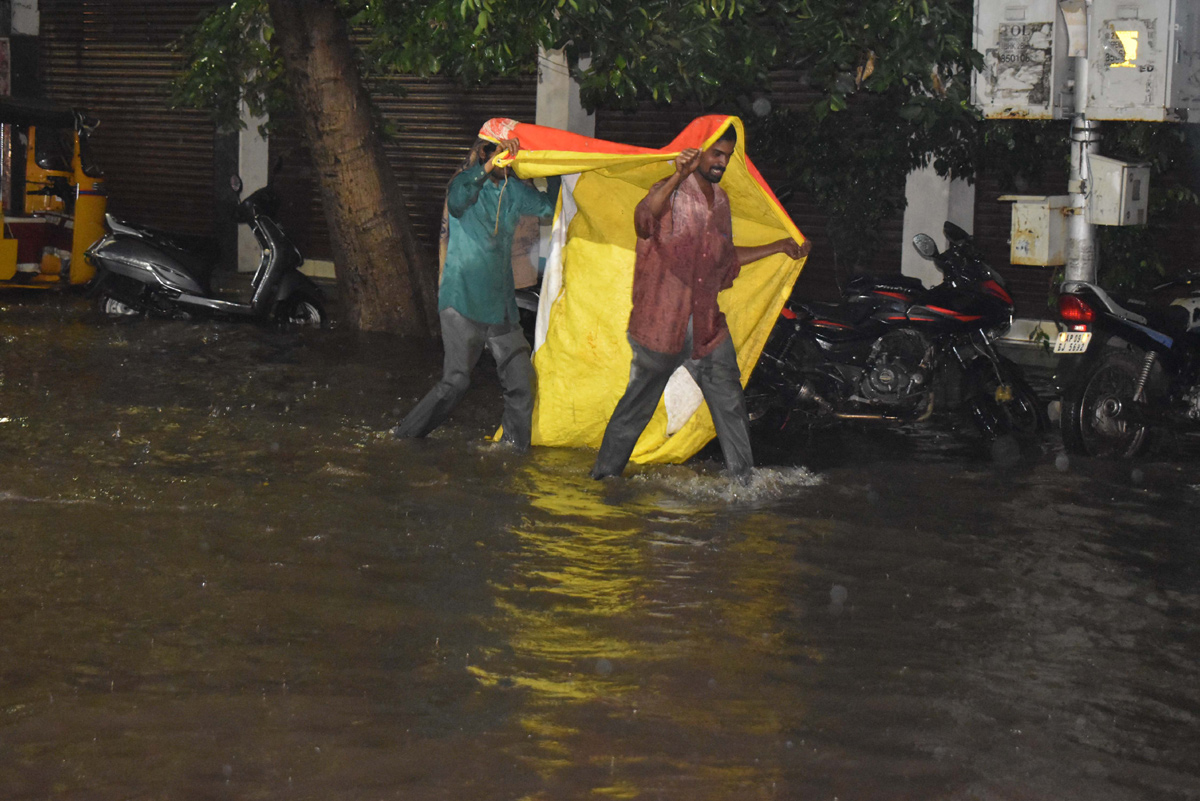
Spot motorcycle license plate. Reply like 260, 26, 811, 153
1054, 332, 1091, 354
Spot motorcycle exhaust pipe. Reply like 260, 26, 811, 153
797, 381, 930, 422
835, 412, 900, 421
837, 393, 932, 422
799, 381, 893, 420
796, 381, 834, 414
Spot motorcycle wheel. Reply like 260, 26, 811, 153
989, 370, 1044, 438
277, 293, 326, 328
1061, 351, 1149, 458
95, 290, 141, 318
966, 359, 1044, 441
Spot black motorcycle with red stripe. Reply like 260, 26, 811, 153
746, 221, 1044, 446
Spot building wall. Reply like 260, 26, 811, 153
27, 2, 1199, 297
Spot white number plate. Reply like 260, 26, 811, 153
1054, 332, 1091, 354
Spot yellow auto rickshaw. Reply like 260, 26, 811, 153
0, 98, 106, 287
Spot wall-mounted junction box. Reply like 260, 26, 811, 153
999, 194, 1071, 265
1086, 154, 1151, 224
975, 0, 1200, 121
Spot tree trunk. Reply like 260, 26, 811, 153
267, 0, 437, 336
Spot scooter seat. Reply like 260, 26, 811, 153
106, 215, 222, 293
1143, 303, 1192, 339
1121, 294, 1195, 340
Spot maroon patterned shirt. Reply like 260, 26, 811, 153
628, 173, 740, 359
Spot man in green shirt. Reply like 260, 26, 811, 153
393, 135, 559, 450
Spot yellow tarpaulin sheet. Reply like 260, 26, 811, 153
480, 115, 807, 464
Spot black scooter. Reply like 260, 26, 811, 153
745, 221, 1044, 444
87, 177, 326, 327
1055, 276, 1200, 457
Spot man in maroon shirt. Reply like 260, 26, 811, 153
591, 126, 808, 480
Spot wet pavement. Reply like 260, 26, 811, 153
1, 293, 1198, 800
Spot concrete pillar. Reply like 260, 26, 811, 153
900, 165, 975, 287
900, 158, 1059, 345
12, 0, 37, 35
536, 49, 593, 136
532, 49, 592, 279
236, 101, 269, 273
236, 95, 334, 278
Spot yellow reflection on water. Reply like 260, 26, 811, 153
470, 455, 825, 797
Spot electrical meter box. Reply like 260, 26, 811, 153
974, 1, 1075, 119
999, 194, 1071, 266
1087, 0, 1200, 121
974, 0, 1200, 120
1087, 155, 1151, 224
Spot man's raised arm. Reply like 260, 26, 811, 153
634, 149, 701, 239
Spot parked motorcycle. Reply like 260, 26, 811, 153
87, 177, 326, 327
745, 221, 1044, 446
1055, 275, 1200, 457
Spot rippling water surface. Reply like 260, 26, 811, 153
2, 294, 1198, 800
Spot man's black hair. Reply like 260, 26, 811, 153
717, 125, 738, 145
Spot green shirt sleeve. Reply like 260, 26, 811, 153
447, 164, 489, 218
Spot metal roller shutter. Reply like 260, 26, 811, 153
39, 0, 219, 236
271, 74, 538, 261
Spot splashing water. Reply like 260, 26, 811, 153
632, 465, 823, 504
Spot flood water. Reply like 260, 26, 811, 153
2, 293, 1198, 800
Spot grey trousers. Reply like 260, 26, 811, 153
393, 306, 534, 449
592, 329, 753, 479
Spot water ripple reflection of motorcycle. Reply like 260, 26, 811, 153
745, 222, 1044, 453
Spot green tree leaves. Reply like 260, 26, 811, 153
170, 0, 287, 133
166, 0, 976, 270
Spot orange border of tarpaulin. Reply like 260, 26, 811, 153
481, 115, 808, 465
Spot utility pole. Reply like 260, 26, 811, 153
975, 0, 1196, 296
1064, 0, 1098, 284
